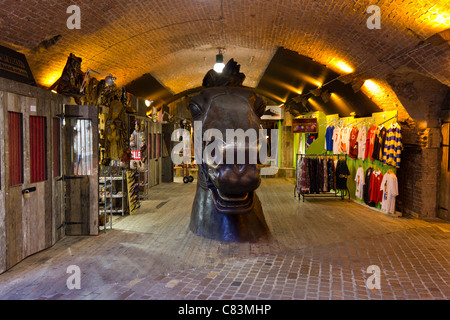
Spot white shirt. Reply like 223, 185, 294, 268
380, 172, 398, 214
355, 166, 365, 199
339, 127, 350, 154
357, 126, 367, 160
332, 127, 341, 154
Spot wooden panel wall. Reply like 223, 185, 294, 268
0, 77, 67, 274
0, 91, 5, 272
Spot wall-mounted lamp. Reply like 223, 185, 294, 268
145, 100, 153, 107
214, 49, 225, 73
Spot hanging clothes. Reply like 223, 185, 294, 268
369, 170, 384, 204
365, 126, 377, 160
383, 123, 403, 168
380, 170, 399, 214
296, 157, 303, 195
339, 127, 351, 154
357, 126, 367, 160
335, 158, 350, 190
363, 167, 373, 205
332, 126, 341, 154
317, 158, 325, 193
354, 166, 365, 199
371, 126, 387, 161
348, 126, 359, 160
297, 156, 340, 195
323, 158, 328, 192
308, 158, 318, 193
298, 157, 310, 194
327, 158, 335, 191
325, 125, 335, 152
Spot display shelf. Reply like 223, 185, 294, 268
99, 167, 127, 233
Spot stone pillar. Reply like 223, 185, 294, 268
398, 123, 441, 217
387, 69, 449, 218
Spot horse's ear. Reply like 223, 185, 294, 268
250, 95, 266, 118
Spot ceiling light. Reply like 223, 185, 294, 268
214, 50, 225, 73
363, 79, 383, 96
335, 61, 354, 73
145, 100, 153, 107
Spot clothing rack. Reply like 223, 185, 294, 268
295, 153, 350, 202
377, 115, 397, 127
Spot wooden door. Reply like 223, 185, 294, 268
439, 123, 450, 221
61, 105, 99, 236
3, 93, 52, 269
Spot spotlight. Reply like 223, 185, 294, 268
214, 49, 225, 73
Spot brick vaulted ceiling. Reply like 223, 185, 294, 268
0, 0, 449, 112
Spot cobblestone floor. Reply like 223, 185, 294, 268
91, 226, 450, 300
0, 179, 449, 301
2, 225, 448, 300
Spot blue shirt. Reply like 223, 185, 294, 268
325, 126, 334, 152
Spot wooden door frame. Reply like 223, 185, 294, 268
62, 104, 99, 235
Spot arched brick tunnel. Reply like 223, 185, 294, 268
0, 0, 449, 219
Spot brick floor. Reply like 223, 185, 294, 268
0, 179, 449, 300
1, 225, 448, 300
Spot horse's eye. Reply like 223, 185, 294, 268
189, 103, 203, 119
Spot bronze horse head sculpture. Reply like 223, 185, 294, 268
188, 59, 271, 242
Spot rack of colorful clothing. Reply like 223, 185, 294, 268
359, 166, 399, 214
295, 153, 351, 202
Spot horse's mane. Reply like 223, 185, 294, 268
202, 59, 246, 88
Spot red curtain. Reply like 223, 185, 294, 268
30, 116, 47, 183
8, 112, 23, 186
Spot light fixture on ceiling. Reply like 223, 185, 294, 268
351, 78, 365, 93
310, 88, 322, 97
214, 49, 225, 73
145, 100, 153, 107
321, 90, 331, 103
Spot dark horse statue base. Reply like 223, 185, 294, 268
189, 173, 271, 242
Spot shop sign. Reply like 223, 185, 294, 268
131, 150, 141, 160
261, 105, 283, 120
0, 45, 36, 86
292, 118, 318, 133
